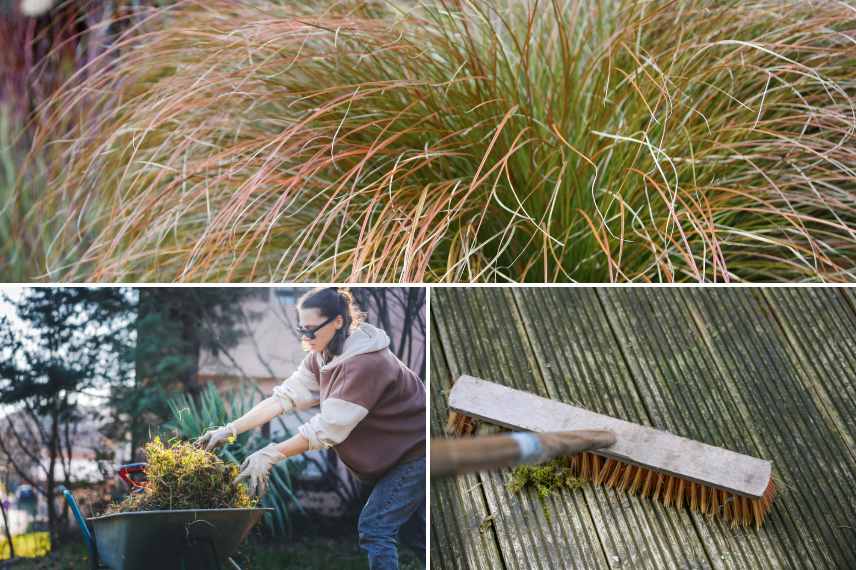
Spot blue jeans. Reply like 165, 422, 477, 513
358, 456, 426, 570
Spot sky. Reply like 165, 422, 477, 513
0, 286, 117, 412
0, 286, 24, 324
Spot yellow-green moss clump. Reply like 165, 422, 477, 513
508, 458, 586, 498
109, 437, 256, 513
507, 458, 586, 523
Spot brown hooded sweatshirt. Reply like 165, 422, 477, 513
272, 323, 425, 480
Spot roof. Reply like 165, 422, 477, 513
430, 287, 856, 570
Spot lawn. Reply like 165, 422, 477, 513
4, 535, 422, 569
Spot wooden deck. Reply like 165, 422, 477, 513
429, 287, 856, 570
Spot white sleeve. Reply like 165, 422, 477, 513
272, 359, 320, 413
298, 399, 369, 451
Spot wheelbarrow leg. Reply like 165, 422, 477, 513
186, 535, 236, 570
62, 490, 99, 570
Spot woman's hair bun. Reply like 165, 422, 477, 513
298, 287, 366, 357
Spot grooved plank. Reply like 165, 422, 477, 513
760, 288, 856, 460
597, 288, 815, 570
512, 287, 714, 570
429, 320, 504, 570
680, 288, 856, 569
431, 288, 611, 570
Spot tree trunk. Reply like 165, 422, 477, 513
46, 402, 59, 548
0, 496, 15, 559
59, 398, 73, 529
132, 293, 146, 463
182, 315, 202, 396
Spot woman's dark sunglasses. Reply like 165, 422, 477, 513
296, 316, 336, 340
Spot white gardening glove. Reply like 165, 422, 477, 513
233, 443, 286, 496
195, 423, 237, 451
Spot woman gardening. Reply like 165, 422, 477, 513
197, 287, 426, 570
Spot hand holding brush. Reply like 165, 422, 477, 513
431, 430, 616, 477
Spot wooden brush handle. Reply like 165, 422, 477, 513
431, 430, 616, 477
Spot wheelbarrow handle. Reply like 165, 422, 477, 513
118, 463, 148, 490
63, 490, 99, 570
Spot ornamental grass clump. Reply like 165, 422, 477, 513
110, 437, 256, 514
1, 1, 161, 280
24, 0, 856, 282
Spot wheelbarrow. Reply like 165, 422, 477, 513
64, 463, 272, 570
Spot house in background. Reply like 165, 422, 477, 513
197, 287, 426, 517
198, 287, 426, 390
198, 287, 306, 399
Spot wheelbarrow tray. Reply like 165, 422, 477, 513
88, 507, 272, 570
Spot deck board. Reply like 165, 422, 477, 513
760, 288, 856, 460
430, 287, 856, 570
512, 287, 716, 570
597, 288, 817, 570
429, 319, 505, 570
431, 288, 611, 570
684, 289, 856, 569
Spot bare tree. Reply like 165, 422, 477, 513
0, 288, 129, 544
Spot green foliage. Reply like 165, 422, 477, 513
166, 382, 258, 441
8, 536, 422, 569
0, 104, 47, 281
508, 458, 587, 499
110, 437, 256, 513
0, 106, 16, 247
0, 540, 88, 569
166, 384, 303, 536
236, 536, 423, 569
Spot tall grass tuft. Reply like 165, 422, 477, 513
1, 0, 160, 280
0, 104, 39, 281
25, 0, 856, 282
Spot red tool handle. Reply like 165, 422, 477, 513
118, 463, 148, 490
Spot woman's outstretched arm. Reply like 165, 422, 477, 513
198, 356, 319, 450
229, 396, 287, 434
196, 396, 285, 450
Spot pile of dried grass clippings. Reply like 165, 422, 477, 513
106, 437, 256, 514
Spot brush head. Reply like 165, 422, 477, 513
448, 375, 776, 528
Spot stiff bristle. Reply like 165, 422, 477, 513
446, 411, 478, 436
563, 451, 776, 529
